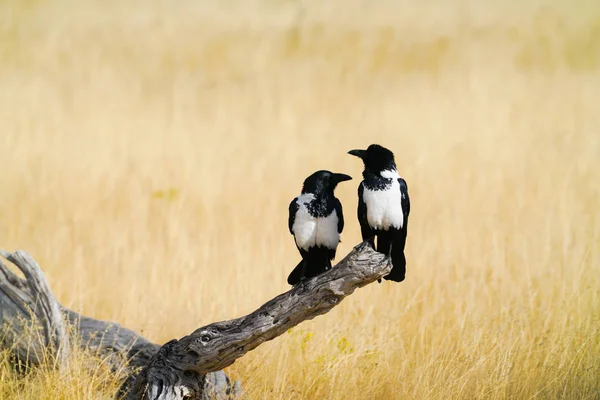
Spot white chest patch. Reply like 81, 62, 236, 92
292, 194, 340, 251
363, 170, 404, 230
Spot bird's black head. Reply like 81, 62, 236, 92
348, 144, 397, 174
301, 170, 352, 195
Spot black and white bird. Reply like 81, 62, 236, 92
348, 144, 410, 282
287, 170, 352, 286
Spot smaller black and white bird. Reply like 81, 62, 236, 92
348, 144, 410, 283
287, 170, 352, 286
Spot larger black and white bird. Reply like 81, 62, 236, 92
287, 170, 352, 286
348, 144, 410, 282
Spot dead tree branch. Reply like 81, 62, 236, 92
0, 250, 236, 399
126, 242, 390, 399
0, 242, 391, 400
0, 250, 69, 370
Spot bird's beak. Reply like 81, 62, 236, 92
348, 149, 366, 159
332, 173, 352, 183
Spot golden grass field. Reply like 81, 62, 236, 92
1, 0, 599, 398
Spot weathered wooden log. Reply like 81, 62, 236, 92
125, 242, 390, 399
0, 242, 391, 400
0, 250, 70, 370
0, 250, 236, 399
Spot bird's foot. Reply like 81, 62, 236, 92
293, 276, 309, 289
358, 239, 376, 251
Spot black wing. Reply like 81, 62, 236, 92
334, 197, 344, 233
384, 177, 411, 282
288, 198, 299, 235
357, 182, 374, 243
398, 178, 410, 228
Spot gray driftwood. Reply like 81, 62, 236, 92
0, 250, 70, 370
0, 250, 234, 399
0, 242, 391, 400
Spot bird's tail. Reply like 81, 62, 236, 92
385, 232, 406, 282
287, 259, 306, 286
304, 252, 332, 280
287, 249, 333, 286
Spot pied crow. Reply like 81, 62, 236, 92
287, 170, 352, 286
348, 144, 410, 282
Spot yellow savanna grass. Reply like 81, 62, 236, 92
1, 0, 599, 398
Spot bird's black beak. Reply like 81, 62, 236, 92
332, 173, 352, 183
348, 149, 366, 159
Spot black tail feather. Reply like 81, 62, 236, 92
287, 247, 334, 286
287, 259, 306, 286
385, 248, 406, 282
373, 230, 407, 283
385, 230, 406, 282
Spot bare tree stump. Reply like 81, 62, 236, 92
0, 242, 391, 400
0, 250, 70, 370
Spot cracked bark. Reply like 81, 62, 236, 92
0, 242, 391, 400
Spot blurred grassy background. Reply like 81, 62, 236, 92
1, 0, 599, 398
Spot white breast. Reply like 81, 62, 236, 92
292, 195, 340, 251
315, 211, 340, 249
363, 170, 404, 231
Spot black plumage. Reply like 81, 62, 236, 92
287, 170, 352, 285
349, 144, 410, 283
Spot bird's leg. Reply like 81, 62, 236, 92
367, 236, 376, 249
300, 260, 307, 282
297, 276, 309, 290
376, 237, 391, 284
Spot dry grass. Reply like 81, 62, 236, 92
1, 0, 599, 398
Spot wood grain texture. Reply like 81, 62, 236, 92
1, 241, 390, 400
126, 241, 390, 399
0, 250, 237, 399
0, 250, 70, 370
